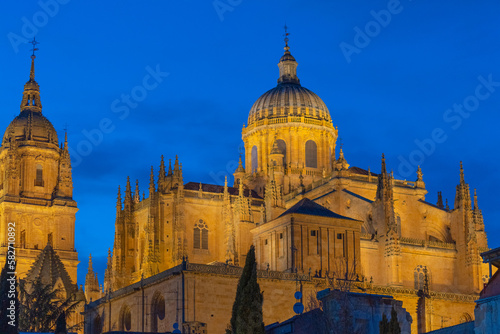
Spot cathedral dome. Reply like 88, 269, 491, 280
2, 54, 58, 147
248, 83, 331, 126
247, 38, 331, 127
2, 110, 58, 145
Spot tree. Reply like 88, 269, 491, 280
55, 312, 68, 334
226, 245, 265, 334
18, 278, 82, 332
0, 250, 19, 334
379, 307, 401, 334
323, 257, 363, 334
379, 313, 390, 334
389, 306, 401, 334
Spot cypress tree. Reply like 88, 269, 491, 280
379, 313, 389, 334
0, 250, 19, 334
55, 312, 67, 334
227, 245, 264, 334
389, 306, 401, 334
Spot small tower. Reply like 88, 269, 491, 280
84, 254, 101, 302
233, 154, 246, 187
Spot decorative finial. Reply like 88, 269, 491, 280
283, 24, 290, 51
29, 37, 39, 81
30, 37, 39, 57
381, 153, 386, 174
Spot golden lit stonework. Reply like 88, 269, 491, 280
80, 38, 490, 333
0, 54, 78, 284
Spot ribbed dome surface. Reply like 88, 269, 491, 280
248, 83, 331, 126
2, 110, 58, 145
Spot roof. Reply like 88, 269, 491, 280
349, 166, 378, 176
418, 199, 448, 212
481, 247, 500, 268
248, 83, 331, 126
184, 182, 262, 199
342, 189, 373, 203
278, 198, 359, 221
23, 242, 77, 295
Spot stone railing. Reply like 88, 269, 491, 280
186, 262, 309, 281
244, 116, 335, 132
400, 237, 455, 250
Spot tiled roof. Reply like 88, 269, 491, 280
278, 198, 359, 221
349, 166, 378, 176
342, 189, 373, 203
23, 243, 77, 295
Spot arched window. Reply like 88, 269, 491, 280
151, 291, 166, 332
414, 265, 429, 291
276, 139, 286, 166
305, 140, 317, 168
251, 146, 258, 172
35, 164, 43, 187
194, 220, 208, 250
119, 304, 132, 331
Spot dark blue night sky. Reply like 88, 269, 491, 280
1, 0, 499, 286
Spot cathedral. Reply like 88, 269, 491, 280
0, 35, 490, 333
82, 36, 491, 334
0, 51, 84, 328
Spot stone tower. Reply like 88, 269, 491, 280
0, 52, 78, 282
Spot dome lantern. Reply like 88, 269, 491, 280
277, 25, 300, 85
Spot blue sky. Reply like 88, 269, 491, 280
1, 0, 499, 286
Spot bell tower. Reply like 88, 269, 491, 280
0, 41, 79, 282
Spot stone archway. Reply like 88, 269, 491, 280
151, 291, 166, 332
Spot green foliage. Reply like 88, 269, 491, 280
0, 251, 19, 334
379, 307, 401, 334
18, 278, 81, 332
379, 313, 389, 334
389, 306, 401, 334
55, 312, 67, 334
227, 245, 265, 334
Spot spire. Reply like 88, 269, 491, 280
376, 153, 393, 202
20, 38, 42, 113
149, 166, 155, 196
87, 254, 93, 273
125, 176, 132, 207
460, 161, 465, 184
445, 198, 449, 210
158, 155, 166, 192
134, 179, 140, 203
174, 155, 180, 173
277, 25, 300, 85
437, 191, 444, 209
63, 130, 68, 151
381, 154, 387, 175
116, 185, 122, 212
474, 189, 479, 210
168, 159, 173, 176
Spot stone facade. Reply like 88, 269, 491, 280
0, 53, 81, 331
85, 39, 491, 334
0, 54, 78, 282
